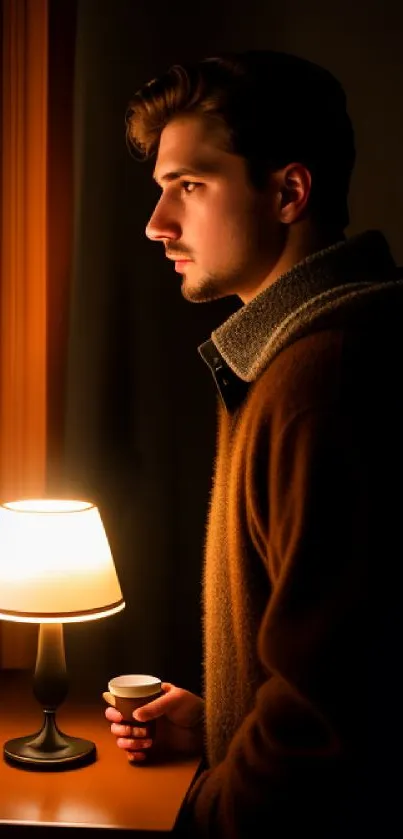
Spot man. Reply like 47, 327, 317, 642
105, 51, 403, 836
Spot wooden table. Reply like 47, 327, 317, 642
0, 670, 202, 836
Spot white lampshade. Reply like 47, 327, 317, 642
0, 499, 125, 623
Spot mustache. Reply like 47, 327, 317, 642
165, 248, 193, 259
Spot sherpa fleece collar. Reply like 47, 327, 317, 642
199, 230, 400, 405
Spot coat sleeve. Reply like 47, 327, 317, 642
178, 402, 372, 838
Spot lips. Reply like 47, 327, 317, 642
174, 260, 192, 272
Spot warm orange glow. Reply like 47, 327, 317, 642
1, 0, 48, 500
1, 0, 49, 665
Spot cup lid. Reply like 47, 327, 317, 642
108, 674, 161, 698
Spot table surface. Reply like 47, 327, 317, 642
0, 670, 202, 834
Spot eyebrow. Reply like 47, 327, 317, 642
153, 165, 217, 185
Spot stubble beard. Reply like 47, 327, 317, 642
180, 267, 239, 304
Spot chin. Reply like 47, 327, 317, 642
181, 269, 232, 304
181, 281, 224, 304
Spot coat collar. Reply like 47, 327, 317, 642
199, 230, 399, 409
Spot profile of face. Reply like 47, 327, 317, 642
145, 115, 293, 304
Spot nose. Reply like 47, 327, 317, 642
145, 196, 181, 242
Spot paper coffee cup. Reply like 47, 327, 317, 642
104, 674, 162, 731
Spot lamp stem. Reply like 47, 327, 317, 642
3, 621, 96, 769
33, 623, 68, 709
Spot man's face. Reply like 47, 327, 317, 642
146, 115, 285, 303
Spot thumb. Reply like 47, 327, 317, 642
133, 682, 175, 722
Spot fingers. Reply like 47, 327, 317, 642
105, 706, 123, 723
113, 725, 154, 764
116, 735, 152, 751
111, 723, 148, 738
105, 694, 162, 764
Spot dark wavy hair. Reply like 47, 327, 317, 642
126, 50, 356, 230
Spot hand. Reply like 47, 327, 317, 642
104, 682, 204, 763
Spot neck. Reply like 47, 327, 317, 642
240, 221, 345, 304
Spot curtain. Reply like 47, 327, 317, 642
0, 0, 76, 667
0, 0, 48, 667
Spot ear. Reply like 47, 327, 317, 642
275, 163, 312, 224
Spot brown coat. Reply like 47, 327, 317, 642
184, 232, 403, 838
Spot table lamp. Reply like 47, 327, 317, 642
0, 499, 125, 770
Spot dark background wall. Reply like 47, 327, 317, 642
61, 0, 403, 698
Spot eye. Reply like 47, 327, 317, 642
181, 181, 201, 194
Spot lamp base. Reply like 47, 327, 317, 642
4, 709, 96, 770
